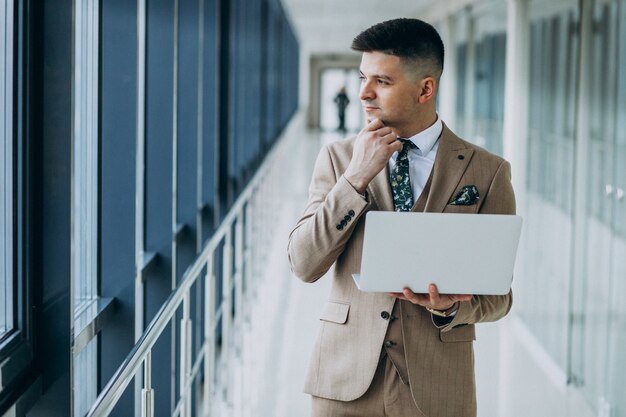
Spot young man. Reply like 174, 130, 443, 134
288, 18, 515, 417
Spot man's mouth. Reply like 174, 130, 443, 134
362, 105, 379, 111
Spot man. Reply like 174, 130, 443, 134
334, 86, 350, 132
288, 18, 515, 417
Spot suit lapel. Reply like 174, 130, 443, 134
424, 124, 474, 213
363, 123, 473, 213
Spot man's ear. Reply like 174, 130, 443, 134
418, 77, 437, 104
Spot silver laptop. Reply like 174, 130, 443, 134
352, 212, 523, 295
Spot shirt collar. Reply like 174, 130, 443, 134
404, 115, 442, 156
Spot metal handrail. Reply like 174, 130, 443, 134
85, 119, 290, 417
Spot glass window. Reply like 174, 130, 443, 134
517, 1, 579, 372
577, 0, 622, 412
520, 1, 626, 414
473, 32, 506, 156
455, 43, 468, 138
72, 0, 99, 311
526, 12, 578, 210
453, 6, 506, 155
72, 0, 99, 415
472, 4, 506, 156
606, 0, 626, 403
1, 0, 15, 340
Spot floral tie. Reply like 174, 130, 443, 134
391, 139, 417, 212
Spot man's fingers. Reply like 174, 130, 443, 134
375, 127, 393, 137
428, 284, 441, 303
391, 286, 472, 307
363, 117, 384, 131
389, 292, 407, 301
401, 288, 431, 305
382, 132, 400, 144
402, 288, 418, 303
389, 290, 426, 305
359, 119, 400, 149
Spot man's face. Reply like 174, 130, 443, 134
359, 51, 424, 135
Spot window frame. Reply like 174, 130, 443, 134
0, 1, 40, 414
71, 1, 102, 415
1, 0, 16, 346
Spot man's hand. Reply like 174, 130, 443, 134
389, 284, 473, 311
344, 118, 401, 194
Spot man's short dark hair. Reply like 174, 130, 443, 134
351, 18, 444, 80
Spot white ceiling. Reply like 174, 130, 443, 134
281, 0, 436, 54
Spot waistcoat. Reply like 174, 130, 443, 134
383, 168, 434, 383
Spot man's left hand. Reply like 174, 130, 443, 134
389, 283, 473, 311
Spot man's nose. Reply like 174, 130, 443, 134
359, 80, 375, 101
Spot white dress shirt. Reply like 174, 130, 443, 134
388, 116, 443, 202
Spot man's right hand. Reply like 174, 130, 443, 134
343, 118, 402, 194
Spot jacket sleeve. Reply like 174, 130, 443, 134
287, 145, 370, 283
441, 159, 516, 331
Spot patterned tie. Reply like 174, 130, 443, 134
391, 139, 417, 212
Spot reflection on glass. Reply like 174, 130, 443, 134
1, 0, 14, 339
72, 0, 99, 412
72, 0, 99, 311
473, 33, 505, 156
455, 43, 468, 138
454, 6, 506, 156
607, 9, 626, 416
73, 337, 98, 417
519, 0, 626, 414
578, 1, 619, 409
517, 4, 579, 372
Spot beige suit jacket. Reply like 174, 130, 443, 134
287, 124, 515, 417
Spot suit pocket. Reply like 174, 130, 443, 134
319, 301, 350, 324
444, 204, 479, 214
439, 324, 475, 342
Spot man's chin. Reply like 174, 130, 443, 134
366, 117, 388, 125
365, 112, 387, 125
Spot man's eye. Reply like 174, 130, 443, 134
377, 79, 389, 85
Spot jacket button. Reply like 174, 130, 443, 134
348, 210, 355, 217
336, 224, 343, 230
340, 219, 347, 227
381, 311, 390, 320
344, 215, 351, 222
458, 154, 465, 160
385, 340, 396, 348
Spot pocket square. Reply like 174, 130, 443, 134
449, 185, 479, 206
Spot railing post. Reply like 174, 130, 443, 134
180, 292, 192, 417
203, 256, 215, 417
247, 195, 256, 298
243, 202, 253, 307
221, 230, 233, 411
242, 202, 253, 417
254, 186, 262, 282
141, 353, 154, 417
234, 212, 245, 417
234, 213, 244, 326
